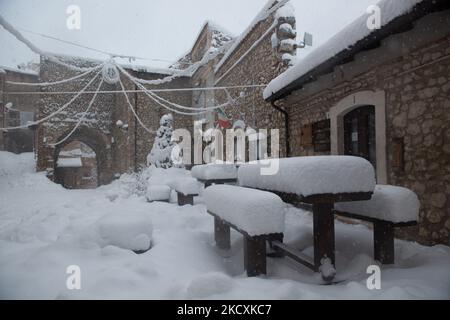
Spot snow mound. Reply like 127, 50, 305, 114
187, 272, 234, 299
146, 185, 172, 202
335, 185, 420, 223
94, 212, 153, 252
204, 185, 285, 236
238, 156, 376, 197
0, 152, 35, 176
191, 164, 238, 180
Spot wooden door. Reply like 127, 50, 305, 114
344, 105, 376, 169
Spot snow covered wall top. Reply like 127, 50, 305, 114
263, 0, 424, 100
238, 156, 376, 197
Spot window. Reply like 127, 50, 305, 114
20, 112, 34, 126
343, 105, 376, 169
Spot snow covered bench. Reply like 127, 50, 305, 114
204, 185, 285, 277
170, 177, 201, 206
335, 185, 420, 264
238, 156, 376, 281
146, 185, 172, 203
191, 164, 238, 188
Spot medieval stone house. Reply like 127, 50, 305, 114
264, 0, 450, 246
35, 0, 295, 185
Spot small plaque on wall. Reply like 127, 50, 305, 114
301, 124, 313, 147
313, 119, 331, 153
392, 138, 404, 171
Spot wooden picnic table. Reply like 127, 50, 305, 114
263, 190, 373, 281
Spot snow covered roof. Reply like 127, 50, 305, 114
45, 52, 176, 76
0, 65, 39, 76
57, 157, 83, 168
170, 20, 235, 71
264, 0, 446, 101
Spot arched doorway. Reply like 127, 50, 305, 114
329, 90, 387, 184
53, 127, 112, 187
55, 141, 98, 189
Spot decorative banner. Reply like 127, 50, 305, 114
102, 62, 120, 85
217, 107, 231, 129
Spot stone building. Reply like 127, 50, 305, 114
0, 66, 39, 153
35, 0, 294, 183
264, 0, 450, 246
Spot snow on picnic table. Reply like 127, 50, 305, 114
0, 152, 449, 299
238, 156, 376, 197
191, 163, 238, 181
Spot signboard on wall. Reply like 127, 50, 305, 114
313, 119, 331, 153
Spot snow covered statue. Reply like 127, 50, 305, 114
147, 114, 183, 169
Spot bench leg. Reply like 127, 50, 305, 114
313, 203, 335, 273
374, 221, 395, 264
214, 217, 231, 250
244, 236, 267, 277
177, 192, 194, 206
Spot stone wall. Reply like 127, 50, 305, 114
130, 71, 193, 168
37, 56, 118, 184
0, 68, 39, 152
281, 23, 450, 245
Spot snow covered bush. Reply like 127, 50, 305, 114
147, 114, 183, 169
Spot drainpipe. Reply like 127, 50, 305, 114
134, 84, 138, 171
271, 100, 290, 157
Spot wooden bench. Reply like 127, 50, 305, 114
209, 211, 283, 277
204, 185, 285, 277
334, 185, 420, 264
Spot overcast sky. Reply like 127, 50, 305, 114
0, 0, 378, 70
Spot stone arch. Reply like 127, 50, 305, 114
53, 127, 112, 186
329, 90, 387, 184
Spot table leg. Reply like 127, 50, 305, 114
313, 203, 335, 272
374, 221, 395, 264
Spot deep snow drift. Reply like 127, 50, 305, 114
0, 151, 449, 299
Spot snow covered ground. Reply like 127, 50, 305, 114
0, 151, 449, 299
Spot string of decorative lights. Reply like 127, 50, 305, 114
117, 76, 154, 134
118, 65, 233, 113
3, 84, 266, 95
0, 68, 103, 131
5, 64, 103, 86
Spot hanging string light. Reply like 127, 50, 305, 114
49, 77, 104, 147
